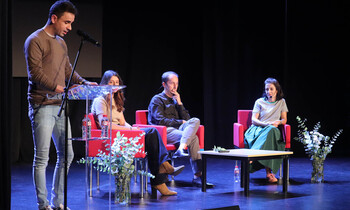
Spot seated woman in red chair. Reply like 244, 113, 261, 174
244, 78, 288, 183
91, 70, 185, 196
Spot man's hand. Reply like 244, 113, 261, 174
55, 85, 65, 93
172, 91, 183, 105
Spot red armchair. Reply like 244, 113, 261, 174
86, 113, 147, 197
233, 110, 291, 149
134, 110, 205, 180
134, 110, 205, 152
87, 113, 146, 158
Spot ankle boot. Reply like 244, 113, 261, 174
152, 183, 177, 196
159, 161, 185, 176
159, 161, 174, 174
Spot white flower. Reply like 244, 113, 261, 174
111, 141, 121, 153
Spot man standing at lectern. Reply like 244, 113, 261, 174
24, 1, 96, 209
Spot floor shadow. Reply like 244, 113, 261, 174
218, 190, 308, 200
251, 178, 307, 186
202, 205, 241, 210
323, 180, 350, 185
167, 180, 196, 188
247, 190, 308, 199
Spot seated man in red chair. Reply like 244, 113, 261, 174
91, 70, 185, 196
148, 71, 213, 188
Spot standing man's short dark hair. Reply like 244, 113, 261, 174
48, 0, 77, 23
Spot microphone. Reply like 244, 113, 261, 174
77, 29, 101, 47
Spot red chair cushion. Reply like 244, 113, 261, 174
87, 113, 146, 158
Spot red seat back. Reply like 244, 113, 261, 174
87, 113, 146, 158
135, 110, 148, 124
237, 110, 253, 131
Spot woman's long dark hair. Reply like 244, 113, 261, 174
262, 77, 284, 101
100, 70, 125, 112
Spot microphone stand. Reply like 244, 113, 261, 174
57, 38, 85, 210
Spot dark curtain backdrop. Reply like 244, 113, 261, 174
1, 0, 12, 209
10, 0, 350, 169
101, 1, 349, 157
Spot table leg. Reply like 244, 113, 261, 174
283, 156, 288, 194
243, 159, 249, 196
202, 155, 207, 192
240, 160, 245, 188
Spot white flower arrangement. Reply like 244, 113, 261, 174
79, 131, 154, 204
294, 116, 343, 160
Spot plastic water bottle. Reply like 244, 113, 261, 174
234, 161, 240, 183
101, 115, 109, 138
82, 115, 91, 139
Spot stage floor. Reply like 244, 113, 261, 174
11, 157, 350, 210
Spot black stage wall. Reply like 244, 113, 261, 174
1, 0, 12, 209
9, 0, 350, 167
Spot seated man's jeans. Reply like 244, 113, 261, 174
29, 104, 74, 209
167, 118, 201, 174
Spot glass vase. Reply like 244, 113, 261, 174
311, 158, 325, 183
115, 173, 131, 205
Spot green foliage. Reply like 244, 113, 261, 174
213, 145, 227, 152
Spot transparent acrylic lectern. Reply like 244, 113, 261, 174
68, 84, 125, 209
